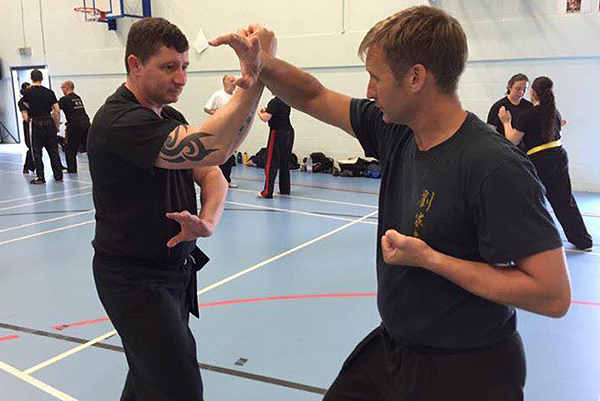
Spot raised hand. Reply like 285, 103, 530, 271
381, 229, 434, 268
165, 210, 216, 248
498, 106, 512, 124
209, 24, 276, 89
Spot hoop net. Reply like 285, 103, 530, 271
74, 6, 107, 22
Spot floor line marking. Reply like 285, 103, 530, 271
229, 187, 378, 209
0, 220, 94, 247
0, 191, 93, 212
23, 330, 117, 375
198, 210, 379, 297
0, 211, 94, 234
231, 175, 380, 195
0, 359, 82, 401
0, 167, 92, 185
0, 186, 92, 205
0, 334, 20, 343
226, 200, 378, 225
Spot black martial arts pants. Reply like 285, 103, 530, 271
93, 248, 209, 401
65, 120, 90, 173
261, 128, 294, 198
22, 120, 34, 172
31, 117, 63, 181
324, 325, 526, 401
218, 155, 236, 183
530, 147, 593, 250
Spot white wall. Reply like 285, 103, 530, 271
1, 0, 599, 190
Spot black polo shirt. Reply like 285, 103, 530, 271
17, 97, 29, 113
22, 85, 57, 118
487, 96, 533, 137
88, 84, 197, 267
59, 92, 90, 124
514, 106, 562, 153
266, 97, 292, 130
350, 99, 562, 349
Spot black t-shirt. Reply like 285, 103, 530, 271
22, 85, 57, 118
487, 97, 533, 137
266, 97, 292, 130
88, 84, 197, 267
350, 99, 562, 349
17, 97, 29, 113
514, 105, 562, 153
59, 93, 89, 124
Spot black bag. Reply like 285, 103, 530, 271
338, 157, 370, 175
303, 152, 334, 173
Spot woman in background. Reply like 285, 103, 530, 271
501, 76, 592, 251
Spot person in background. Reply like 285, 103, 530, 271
59, 80, 91, 173
18, 82, 35, 174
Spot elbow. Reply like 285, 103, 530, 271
544, 289, 571, 318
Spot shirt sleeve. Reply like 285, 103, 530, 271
50, 91, 58, 105
204, 92, 218, 110
106, 106, 181, 173
58, 97, 66, 110
349, 98, 391, 160
473, 160, 563, 264
265, 98, 277, 115
486, 103, 500, 131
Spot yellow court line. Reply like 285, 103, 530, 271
24, 330, 117, 375
198, 209, 379, 296
0, 359, 82, 401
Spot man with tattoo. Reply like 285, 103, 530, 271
87, 17, 275, 400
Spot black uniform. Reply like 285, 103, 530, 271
323, 99, 564, 401
88, 84, 209, 401
22, 85, 63, 182
17, 97, 34, 173
260, 97, 295, 198
514, 106, 592, 250
487, 97, 533, 151
59, 92, 90, 172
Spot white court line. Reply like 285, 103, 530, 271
229, 187, 378, 209
0, 185, 92, 205
24, 331, 116, 375
0, 191, 92, 212
19, 210, 378, 376
0, 359, 81, 401
0, 167, 92, 186
226, 200, 378, 225
0, 220, 94, 247
198, 210, 379, 296
0, 210, 94, 234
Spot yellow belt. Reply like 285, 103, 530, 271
526, 140, 561, 156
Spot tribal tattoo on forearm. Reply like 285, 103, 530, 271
160, 125, 218, 163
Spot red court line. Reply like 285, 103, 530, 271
0, 334, 20, 343
52, 317, 110, 331
50, 295, 600, 331
198, 293, 378, 308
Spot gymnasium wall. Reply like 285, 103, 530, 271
1, 0, 599, 190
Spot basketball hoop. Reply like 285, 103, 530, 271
74, 6, 107, 22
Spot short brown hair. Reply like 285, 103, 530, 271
506, 73, 529, 95
358, 6, 468, 94
125, 17, 189, 74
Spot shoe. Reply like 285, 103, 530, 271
579, 246, 593, 252
23, 168, 29, 174
228, 183, 238, 188
30, 178, 46, 185
257, 192, 272, 199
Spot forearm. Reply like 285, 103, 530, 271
260, 53, 324, 114
426, 249, 570, 317
200, 83, 264, 159
194, 167, 227, 227
52, 110, 60, 130
503, 122, 521, 145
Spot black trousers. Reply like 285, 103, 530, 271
261, 128, 294, 198
65, 120, 90, 172
93, 251, 207, 401
218, 155, 236, 183
324, 325, 526, 401
31, 118, 63, 181
530, 147, 593, 250
22, 120, 34, 172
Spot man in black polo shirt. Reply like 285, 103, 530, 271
58, 80, 90, 173
213, 7, 571, 401
22, 69, 63, 184
88, 18, 274, 401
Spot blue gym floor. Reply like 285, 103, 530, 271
0, 149, 598, 401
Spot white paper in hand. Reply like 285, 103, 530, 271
195, 28, 209, 54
